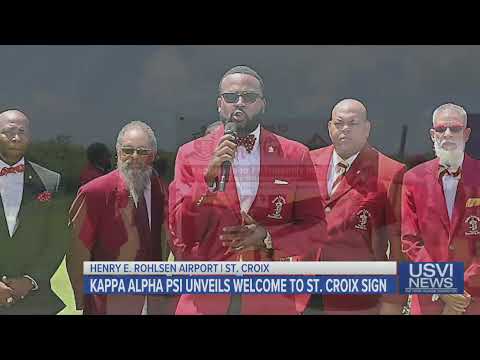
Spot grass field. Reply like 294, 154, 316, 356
51, 258, 82, 315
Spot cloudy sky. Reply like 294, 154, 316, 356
1, 45, 479, 157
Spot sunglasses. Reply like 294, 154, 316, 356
121, 147, 153, 156
220, 92, 263, 104
433, 125, 465, 134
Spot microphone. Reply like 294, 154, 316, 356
218, 121, 238, 192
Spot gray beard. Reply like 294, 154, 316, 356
118, 161, 152, 207
433, 139, 465, 171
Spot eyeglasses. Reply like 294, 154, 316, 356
433, 125, 465, 134
220, 92, 263, 104
121, 147, 153, 156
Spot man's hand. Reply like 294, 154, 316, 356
204, 134, 237, 186
439, 292, 472, 313
0, 281, 15, 306
220, 211, 267, 253
2, 277, 33, 301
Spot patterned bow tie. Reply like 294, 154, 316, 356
438, 165, 461, 179
236, 134, 256, 154
0, 164, 25, 177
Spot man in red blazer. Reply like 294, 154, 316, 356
168, 66, 326, 315
402, 103, 480, 315
67, 121, 176, 315
298, 99, 407, 315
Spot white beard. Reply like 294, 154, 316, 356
118, 160, 152, 207
433, 138, 465, 171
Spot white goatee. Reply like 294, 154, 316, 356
433, 138, 465, 171
118, 160, 152, 207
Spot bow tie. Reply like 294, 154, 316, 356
0, 164, 25, 177
236, 134, 256, 154
438, 165, 461, 179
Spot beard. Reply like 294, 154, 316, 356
220, 110, 262, 137
118, 159, 152, 207
433, 138, 465, 170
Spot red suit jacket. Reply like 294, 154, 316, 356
168, 125, 326, 315
67, 170, 174, 315
402, 154, 480, 314
295, 144, 406, 313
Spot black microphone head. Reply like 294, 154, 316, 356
224, 121, 238, 137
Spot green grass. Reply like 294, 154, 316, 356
51, 257, 82, 315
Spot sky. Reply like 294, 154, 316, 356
1, 45, 479, 157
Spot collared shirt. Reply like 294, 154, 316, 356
441, 154, 464, 221
0, 157, 25, 237
327, 150, 359, 196
232, 125, 261, 213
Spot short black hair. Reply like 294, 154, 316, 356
218, 65, 264, 94
86, 142, 111, 163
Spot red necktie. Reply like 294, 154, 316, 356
134, 194, 151, 261
236, 134, 256, 153
0, 164, 25, 176
330, 162, 348, 195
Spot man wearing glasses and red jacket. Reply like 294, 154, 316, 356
67, 121, 177, 315
402, 103, 480, 315
168, 66, 326, 315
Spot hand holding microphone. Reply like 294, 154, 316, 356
205, 121, 238, 191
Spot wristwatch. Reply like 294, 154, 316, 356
263, 231, 273, 250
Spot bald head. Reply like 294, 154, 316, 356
0, 109, 31, 165
328, 99, 371, 159
331, 99, 368, 122
0, 109, 30, 125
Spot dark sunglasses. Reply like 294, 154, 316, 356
220, 92, 263, 104
433, 125, 465, 134
121, 147, 153, 156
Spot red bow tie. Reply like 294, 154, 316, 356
236, 134, 256, 154
0, 164, 25, 177
438, 165, 461, 179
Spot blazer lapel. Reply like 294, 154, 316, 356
0, 193, 9, 237
325, 145, 372, 206
429, 159, 451, 233
12, 161, 47, 236
450, 154, 474, 236
248, 129, 281, 219
314, 145, 333, 203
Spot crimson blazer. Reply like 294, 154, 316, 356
402, 153, 480, 314
168, 125, 326, 314
295, 144, 406, 313
67, 170, 171, 315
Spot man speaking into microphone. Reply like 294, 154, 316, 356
168, 65, 326, 315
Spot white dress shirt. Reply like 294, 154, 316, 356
0, 157, 25, 237
327, 150, 359, 197
232, 125, 261, 213
441, 154, 464, 222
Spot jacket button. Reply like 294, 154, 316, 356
325, 207, 331, 213
449, 244, 455, 251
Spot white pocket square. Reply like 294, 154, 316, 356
274, 179, 289, 185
